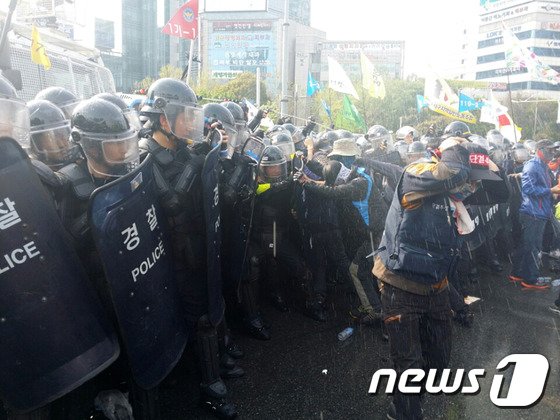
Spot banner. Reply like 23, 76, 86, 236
416, 94, 429, 113
307, 72, 321, 97
31, 26, 51, 70
328, 57, 359, 99
429, 102, 477, 124
458, 92, 487, 112
321, 99, 332, 121
360, 52, 386, 99
162, 0, 199, 40
424, 72, 476, 123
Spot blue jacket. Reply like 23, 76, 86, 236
519, 157, 554, 220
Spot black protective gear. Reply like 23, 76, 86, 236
71, 98, 139, 178
0, 75, 30, 147
35, 86, 80, 119
315, 130, 338, 152
486, 129, 505, 147
512, 142, 530, 164
444, 121, 471, 138
220, 101, 245, 123
468, 134, 489, 150
240, 256, 271, 341
270, 132, 295, 161
28, 99, 77, 169
94, 92, 143, 131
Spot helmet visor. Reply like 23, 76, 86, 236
513, 148, 530, 163
163, 103, 204, 143
259, 160, 288, 183
60, 101, 80, 120
124, 109, 143, 131
242, 136, 266, 162
276, 142, 296, 161
30, 122, 77, 166
81, 131, 140, 178
487, 132, 504, 146
0, 98, 30, 147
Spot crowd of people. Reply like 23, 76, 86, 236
1, 74, 560, 420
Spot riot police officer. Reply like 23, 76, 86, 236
0, 75, 30, 145
139, 78, 239, 419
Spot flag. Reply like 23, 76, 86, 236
480, 94, 521, 140
335, 95, 366, 132
321, 99, 332, 120
416, 94, 429, 113
243, 98, 258, 121
327, 57, 359, 99
162, 0, 199, 39
360, 52, 385, 99
423, 72, 476, 123
307, 72, 321, 97
31, 26, 51, 70
458, 92, 487, 112
502, 25, 560, 85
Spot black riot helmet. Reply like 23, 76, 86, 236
0, 75, 29, 147
487, 142, 505, 164
334, 129, 353, 140
394, 140, 409, 162
406, 141, 427, 163
366, 124, 392, 149
266, 124, 290, 140
258, 145, 288, 183
71, 98, 139, 178
140, 78, 203, 144
512, 142, 530, 164
420, 134, 441, 150
315, 130, 338, 153
94, 92, 142, 131
395, 125, 419, 143
28, 99, 78, 169
486, 129, 505, 147
35, 86, 80, 119
203, 103, 238, 151
443, 121, 471, 138
221, 101, 250, 154
271, 132, 296, 161
282, 123, 303, 145
468, 134, 489, 151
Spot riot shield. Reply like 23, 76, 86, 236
202, 143, 225, 326
0, 137, 119, 412
89, 155, 187, 390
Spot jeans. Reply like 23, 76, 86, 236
512, 212, 548, 282
380, 282, 453, 420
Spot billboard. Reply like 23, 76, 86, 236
205, 0, 267, 12
95, 18, 115, 50
209, 20, 276, 80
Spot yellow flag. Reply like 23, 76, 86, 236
31, 26, 51, 70
360, 52, 385, 99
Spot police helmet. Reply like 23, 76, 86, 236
366, 124, 392, 147
282, 123, 303, 145
406, 141, 427, 163
203, 103, 238, 150
511, 142, 530, 164
444, 121, 471, 138
334, 129, 354, 140
468, 134, 489, 151
315, 130, 338, 153
94, 92, 142, 131
486, 129, 504, 147
420, 134, 441, 149
28, 99, 77, 169
35, 86, 80, 119
524, 139, 537, 154
71, 98, 139, 178
140, 78, 203, 143
0, 75, 29, 147
487, 142, 505, 163
395, 125, 419, 142
259, 145, 288, 183
221, 101, 250, 153
271, 132, 295, 161
394, 140, 409, 161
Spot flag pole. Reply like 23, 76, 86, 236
506, 70, 518, 142
186, 38, 195, 86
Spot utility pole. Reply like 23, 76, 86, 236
280, 0, 289, 117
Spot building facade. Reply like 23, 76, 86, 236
474, 0, 560, 97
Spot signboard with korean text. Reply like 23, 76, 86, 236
209, 20, 276, 80
205, 0, 268, 12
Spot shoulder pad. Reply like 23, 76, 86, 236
58, 163, 95, 200
31, 159, 66, 189
139, 137, 174, 166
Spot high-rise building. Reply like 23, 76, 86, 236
474, 0, 560, 97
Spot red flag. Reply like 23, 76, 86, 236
162, 0, 199, 40
497, 114, 511, 126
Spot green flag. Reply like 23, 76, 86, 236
335, 95, 366, 132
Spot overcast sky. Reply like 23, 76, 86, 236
309, 0, 479, 77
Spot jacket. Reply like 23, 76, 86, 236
519, 157, 554, 220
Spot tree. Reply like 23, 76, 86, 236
159, 64, 182, 80
197, 72, 269, 104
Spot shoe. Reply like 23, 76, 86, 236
349, 305, 369, 320
200, 381, 238, 419
521, 279, 550, 290
220, 364, 245, 379
359, 309, 383, 325
508, 274, 523, 282
269, 293, 288, 312
244, 316, 271, 340
306, 299, 327, 322
226, 341, 244, 360
454, 308, 474, 328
